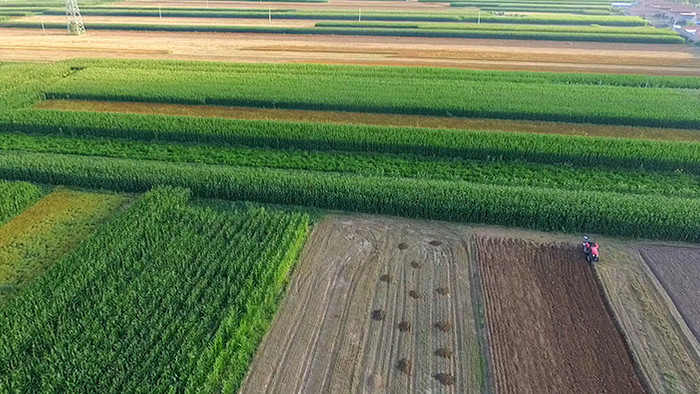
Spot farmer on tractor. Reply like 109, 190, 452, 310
582, 236, 599, 263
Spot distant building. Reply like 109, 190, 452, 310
678, 26, 699, 41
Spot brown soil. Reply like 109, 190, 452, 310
397, 358, 412, 375
372, 309, 386, 321
397, 321, 411, 332
241, 215, 484, 393
640, 246, 700, 342
475, 237, 645, 394
408, 290, 420, 299
435, 348, 453, 358
2, 27, 698, 76
434, 321, 452, 332
37, 100, 700, 142
595, 240, 700, 393
435, 287, 449, 296
435, 373, 455, 386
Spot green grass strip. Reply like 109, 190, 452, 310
36, 61, 698, 128
3, 109, 699, 173
315, 21, 677, 35
2, 21, 676, 43
3, 110, 698, 173
0, 151, 698, 242
2, 132, 699, 198
0, 179, 42, 225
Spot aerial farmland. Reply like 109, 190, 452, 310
0, 0, 699, 391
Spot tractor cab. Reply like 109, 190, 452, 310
582, 236, 600, 263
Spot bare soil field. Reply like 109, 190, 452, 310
241, 216, 486, 393
38, 99, 700, 142
641, 246, 700, 343
1, 28, 698, 76
597, 241, 700, 393
475, 236, 645, 393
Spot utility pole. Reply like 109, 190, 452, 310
65, 0, 85, 35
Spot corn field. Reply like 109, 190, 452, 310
42, 61, 700, 128
0, 186, 309, 393
0, 179, 42, 225
0, 152, 698, 242
2, 110, 699, 173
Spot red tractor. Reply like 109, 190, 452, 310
582, 236, 599, 263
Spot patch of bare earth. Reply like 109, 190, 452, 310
596, 241, 700, 393
475, 236, 645, 393
240, 215, 484, 393
640, 246, 700, 342
473, 226, 700, 393
36, 100, 700, 142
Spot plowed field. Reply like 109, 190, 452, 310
641, 246, 700, 342
476, 237, 645, 394
241, 216, 485, 393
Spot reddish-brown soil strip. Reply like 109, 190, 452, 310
36, 99, 700, 142
476, 237, 645, 393
640, 246, 700, 342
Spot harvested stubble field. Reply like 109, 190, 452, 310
1, 28, 698, 76
641, 246, 700, 342
475, 237, 645, 393
242, 216, 486, 393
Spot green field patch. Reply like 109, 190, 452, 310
37, 7, 646, 25
0, 186, 309, 392
1, 132, 699, 199
0, 21, 681, 44
0, 62, 70, 112
3, 110, 698, 173
0, 151, 698, 242
315, 21, 677, 35
37, 60, 699, 128
0, 179, 41, 225
0, 188, 129, 302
